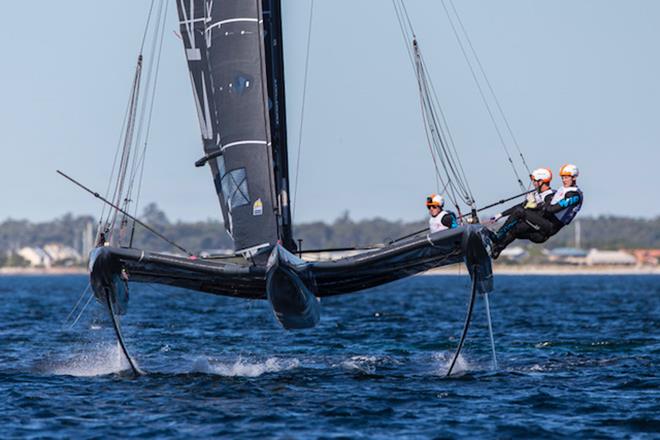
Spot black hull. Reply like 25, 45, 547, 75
89, 225, 493, 327
265, 245, 320, 329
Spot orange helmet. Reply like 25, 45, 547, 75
559, 164, 579, 177
426, 194, 444, 207
530, 168, 552, 184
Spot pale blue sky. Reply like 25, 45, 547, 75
0, 1, 658, 223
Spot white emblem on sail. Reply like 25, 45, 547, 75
253, 198, 263, 216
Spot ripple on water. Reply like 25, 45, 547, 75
1, 274, 657, 438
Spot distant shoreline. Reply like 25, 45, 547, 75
424, 264, 659, 276
0, 265, 657, 276
0, 267, 88, 276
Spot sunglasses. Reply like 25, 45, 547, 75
427, 205, 440, 210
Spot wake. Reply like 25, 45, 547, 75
44, 342, 137, 377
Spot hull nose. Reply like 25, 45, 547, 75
463, 225, 494, 294
89, 246, 129, 315
266, 245, 320, 329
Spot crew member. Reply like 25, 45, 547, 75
426, 194, 458, 233
544, 163, 583, 231
490, 167, 559, 258
493, 168, 555, 222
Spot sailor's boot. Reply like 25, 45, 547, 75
491, 228, 517, 259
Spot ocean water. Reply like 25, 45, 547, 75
0, 274, 658, 438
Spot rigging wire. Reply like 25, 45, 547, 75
139, 0, 159, 54
414, 58, 463, 209
69, 289, 95, 329
439, 0, 526, 190
447, 0, 531, 175
132, 4, 168, 225
107, 59, 143, 242
97, 0, 168, 248
391, 0, 416, 72
97, 88, 133, 244
421, 55, 474, 201
393, 0, 476, 216
393, 1, 446, 197
62, 283, 90, 326
126, 0, 167, 201
291, 0, 315, 224
127, 0, 169, 246
415, 45, 474, 204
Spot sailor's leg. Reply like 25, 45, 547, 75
491, 230, 515, 259
529, 232, 549, 243
494, 206, 525, 242
523, 210, 555, 235
520, 210, 560, 244
491, 221, 533, 259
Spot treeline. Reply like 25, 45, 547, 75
0, 203, 658, 253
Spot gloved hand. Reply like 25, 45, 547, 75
524, 193, 537, 209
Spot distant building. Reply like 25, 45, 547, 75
499, 246, 528, 262
585, 249, 636, 266
544, 247, 589, 265
16, 244, 83, 267
17, 247, 53, 267
43, 244, 82, 265
630, 249, 660, 266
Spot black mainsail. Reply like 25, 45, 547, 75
177, 0, 280, 255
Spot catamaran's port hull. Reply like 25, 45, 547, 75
88, 225, 493, 326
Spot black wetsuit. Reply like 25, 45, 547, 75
492, 186, 583, 257
492, 189, 555, 256
543, 186, 584, 230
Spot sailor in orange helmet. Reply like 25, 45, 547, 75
426, 194, 458, 233
490, 167, 566, 258
543, 163, 583, 229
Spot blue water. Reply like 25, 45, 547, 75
0, 274, 658, 438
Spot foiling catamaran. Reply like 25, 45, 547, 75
61, 0, 535, 376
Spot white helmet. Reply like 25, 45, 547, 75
426, 194, 444, 208
559, 164, 579, 177
530, 168, 552, 184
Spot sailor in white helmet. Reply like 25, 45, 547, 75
426, 194, 458, 233
490, 167, 561, 258
492, 168, 555, 223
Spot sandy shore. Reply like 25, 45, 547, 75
0, 267, 88, 276
0, 265, 657, 276
424, 264, 660, 276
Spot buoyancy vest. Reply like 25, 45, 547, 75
535, 188, 555, 206
429, 210, 458, 233
549, 186, 583, 225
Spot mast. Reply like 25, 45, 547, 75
262, 0, 296, 251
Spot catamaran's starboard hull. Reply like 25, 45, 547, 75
89, 225, 492, 326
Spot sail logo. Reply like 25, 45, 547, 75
253, 199, 263, 216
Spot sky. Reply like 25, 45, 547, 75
0, 0, 658, 224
